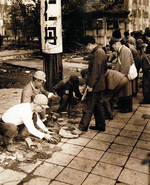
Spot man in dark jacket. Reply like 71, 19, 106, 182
78, 36, 107, 132
53, 75, 82, 112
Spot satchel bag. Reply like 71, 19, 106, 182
127, 62, 138, 80
118, 56, 137, 80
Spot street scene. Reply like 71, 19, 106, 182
0, 0, 150, 185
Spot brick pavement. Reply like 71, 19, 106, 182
0, 88, 150, 185
0, 50, 150, 184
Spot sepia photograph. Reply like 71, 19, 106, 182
0, 0, 150, 184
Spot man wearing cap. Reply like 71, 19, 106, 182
109, 37, 133, 113
0, 94, 58, 152
21, 70, 54, 103
21, 70, 55, 120
53, 75, 82, 112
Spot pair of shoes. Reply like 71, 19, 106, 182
119, 109, 132, 113
90, 126, 105, 131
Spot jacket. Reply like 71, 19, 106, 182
105, 69, 125, 90
21, 81, 49, 103
86, 46, 107, 92
114, 45, 133, 97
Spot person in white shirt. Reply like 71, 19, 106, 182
0, 94, 58, 152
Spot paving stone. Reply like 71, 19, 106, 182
118, 168, 149, 185
3, 181, 21, 185
132, 114, 145, 120
114, 136, 137, 147
24, 177, 51, 185
137, 106, 150, 112
46, 152, 74, 166
77, 147, 104, 161
0, 166, 5, 173
124, 124, 144, 132
86, 139, 110, 151
67, 137, 91, 146
92, 162, 123, 180
108, 143, 133, 156
125, 157, 149, 174
104, 126, 121, 135
0, 169, 26, 184
107, 120, 126, 129
140, 132, 150, 141
113, 113, 132, 122
18, 160, 42, 173
131, 148, 150, 160
127, 119, 147, 126
81, 130, 98, 139
56, 167, 88, 185
136, 140, 150, 150
68, 156, 97, 172
60, 143, 83, 155
144, 123, 150, 134
100, 152, 128, 166
50, 181, 69, 185
82, 174, 115, 185
93, 133, 116, 143
119, 129, 141, 139
33, 162, 64, 179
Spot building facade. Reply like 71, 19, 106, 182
85, 0, 150, 46
0, 0, 150, 46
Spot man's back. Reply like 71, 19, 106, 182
86, 46, 107, 92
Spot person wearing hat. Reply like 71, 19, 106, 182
109, 37, 133, 113
21, 70, 55, 120
0, 94, 59, 152
143, 27, 150, 44
21, 70, 54, 103
123, 30, 136, 48
53, 75, 82, 112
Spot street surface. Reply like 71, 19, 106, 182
0, 50, 149, 185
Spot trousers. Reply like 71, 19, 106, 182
0, 119, 29, 145
79, 91, 105, 131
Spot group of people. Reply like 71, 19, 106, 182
107, 28, 150, 105
0, 70, 82, 151
1, 27, 150, 152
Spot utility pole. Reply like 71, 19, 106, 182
40, 0, 63, 91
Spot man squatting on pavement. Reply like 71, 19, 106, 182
0, 94, 58, 152
21, 70, 55, 121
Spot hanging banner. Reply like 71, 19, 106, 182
41, 0, 62, 54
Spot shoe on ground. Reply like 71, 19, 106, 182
90, 126, 105, 131
6, 144, 16, 152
